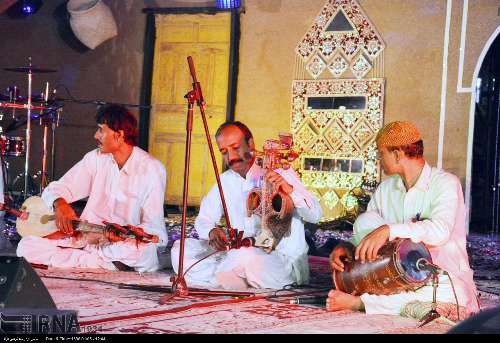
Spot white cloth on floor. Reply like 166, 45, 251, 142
351, 162, 478, 315
172, 162, 322, 289
16, 147, 167, 272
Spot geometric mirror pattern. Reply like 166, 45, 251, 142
296, 0, 385, 79
291, 78, 384, 220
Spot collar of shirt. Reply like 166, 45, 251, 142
107, 146, 137, 176
395, 161, 431, 192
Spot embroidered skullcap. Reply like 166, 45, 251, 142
376, 121, 422, 148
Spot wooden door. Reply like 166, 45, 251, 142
149, 13, 231, 206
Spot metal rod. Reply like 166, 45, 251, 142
176, 100, 194, 284
188, 56, 232, 229
159, 56, 255, 304
24, 58, 32, 198
41, 82, 49, 192
51, 120, 56, 182
41, 125, 48, 192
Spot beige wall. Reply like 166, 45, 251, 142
0, 0, 498, 196
235, 0, 500, 187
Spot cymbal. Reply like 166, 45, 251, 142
3, 66, 57, 73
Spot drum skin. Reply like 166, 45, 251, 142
333, 239, 433, 296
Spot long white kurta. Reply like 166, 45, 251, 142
171, 162, 322, 289
351, 162, 479, 315
16, 147, 167, 272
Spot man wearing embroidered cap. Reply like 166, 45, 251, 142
327, 121, 479, 318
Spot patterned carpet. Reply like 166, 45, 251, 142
35, 256, 500, 334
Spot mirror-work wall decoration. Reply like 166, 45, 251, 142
291, 0, 386, 221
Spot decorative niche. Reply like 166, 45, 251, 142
291, 0, 386, 221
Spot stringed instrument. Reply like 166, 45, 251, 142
0, 196, 159, 243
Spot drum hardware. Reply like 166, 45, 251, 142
0, 135, 25, 157
3, 59, 58, 198
417, 273, 441, 327
3, 67, 57, 74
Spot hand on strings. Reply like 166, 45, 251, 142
265, 171, 293, 195
355, 224, 390, 263
102, 221, 127, 243
208, 227, 228, 251
329, 244, 354, 272
53, 198, 78, 236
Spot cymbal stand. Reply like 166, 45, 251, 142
24, 57, 33, 198
39, 82, 50, 192
159, 56, 254, 304
50, 108, 61, 182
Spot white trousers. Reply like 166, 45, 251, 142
171, 238, 295, 289
17, 235, 160, 273
361, 275, 465, 315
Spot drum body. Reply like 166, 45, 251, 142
1, 136, 25, 157
333, 239, 433, 296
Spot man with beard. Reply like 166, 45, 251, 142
171, 121, 322, 289
17, 105, 167, 272
327, 121, 479, 317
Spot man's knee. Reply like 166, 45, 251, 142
16, 236, 50, 259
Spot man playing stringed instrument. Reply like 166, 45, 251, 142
16, 105, 167, 272
327, 121, 479, 317
171, 121, 322, 289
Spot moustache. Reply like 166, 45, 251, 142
228, 158, 244, 167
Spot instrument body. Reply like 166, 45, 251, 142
246, 133, 299, 252
333, 238, 433, 296
1, 196, 159, 243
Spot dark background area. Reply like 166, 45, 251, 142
0, 0, 173, 187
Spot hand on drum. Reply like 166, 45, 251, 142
329, 244, 353, 272
355, 224, 390, 263
53, 198, 78, 236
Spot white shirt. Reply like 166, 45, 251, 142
42, 147, 168, 245
195, 162, 323, 283
352, 162, 479, 313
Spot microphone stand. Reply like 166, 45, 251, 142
418, 270, 441, 327
159, 57, 254, 304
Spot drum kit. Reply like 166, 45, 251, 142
0, 59, 62, 211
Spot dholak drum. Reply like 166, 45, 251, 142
333, 239, 433, 296
0, 136, 25, 157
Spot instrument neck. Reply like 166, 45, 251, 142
72, 220, 106, 234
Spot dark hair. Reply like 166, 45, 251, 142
215, 121, 253, 144
96, 105, 138, 146
388, 140, 424, 158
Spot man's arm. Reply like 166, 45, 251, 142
277, 168, 323, 224
194, 183, 224, 240
41, 151, 97, 235
137, 162, 168, 245
388, 175, 460, 246
42, 151, 97, 210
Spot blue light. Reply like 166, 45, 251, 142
20, 0, 42, 16
22, 5, 34, 14
215, 0, 241, 9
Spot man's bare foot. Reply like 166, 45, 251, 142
326, 289, 364, 312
